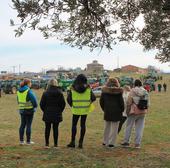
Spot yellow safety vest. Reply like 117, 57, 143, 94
17, 89, 33, 110
71, 88, 92, 115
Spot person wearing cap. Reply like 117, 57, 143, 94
40, 79, 66, 148
17, 79, 38, 145
100, 78, 124, 148
67, 74, 96, 148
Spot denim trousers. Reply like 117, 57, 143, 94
19, 113, 34, 142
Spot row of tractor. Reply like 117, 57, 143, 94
0, 76, 108, 94
0, 72, 160, 95
0, 79, 49, 94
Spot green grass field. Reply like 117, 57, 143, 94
0, 75, 170, 168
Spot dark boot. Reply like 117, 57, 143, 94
78, 141, 83, 149
67, 141, 75, 148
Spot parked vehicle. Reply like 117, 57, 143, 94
0, 80, 6, 89
119, 76, 134, 87
58, 79, 74, 91
92, 86, 102, 98
3, 80, 20, 94
40, 79, 49, 90
88, 78, 100, 89
31, 80, 40, 89
143, 78, 155, 91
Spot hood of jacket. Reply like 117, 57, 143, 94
131, 86, 149, 105
72, 84, 89, 93
102, 86, 123, 94
18, 85, 30, 93
132, 87, 148, 97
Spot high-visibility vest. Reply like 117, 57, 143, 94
71, 88, 91, 115
17, 89, 33, 110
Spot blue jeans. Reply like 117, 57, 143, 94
19, 113, 34, 142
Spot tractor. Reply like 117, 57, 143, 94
40, 79, 49, 90
31, 80, 40, 89
58, 79, 74, 91
119, 76, 134, 87
3, 80, 20, 94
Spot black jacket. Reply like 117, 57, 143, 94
40, 86, 66, 123
67, 84, 96, 107
100, 86, 124, 122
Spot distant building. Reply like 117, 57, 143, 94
46, 69, 72, 79
46, 69, 69, 76
138, 68, 148, 74
86, 60, 104, 75
121, 65, 147, 74
113, 68, 121, 72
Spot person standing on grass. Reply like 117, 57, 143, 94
40, 79, 66, 148
100, 78, 124, 148
163, 83, 167, 92
67, 74, 96, 148
118, 85, 131, 134
17, 79, 38, 145
121, 79, 150, 149
157, 83, 162, 92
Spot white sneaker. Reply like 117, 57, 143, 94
20, 141, 25, 145
26, 141, 35, 145
44, 145, 50, 149
134, 144, 141, 149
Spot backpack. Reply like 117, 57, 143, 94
137, 96, 148, 110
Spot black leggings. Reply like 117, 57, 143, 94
118, 116, 127, 134
45, 122, 59, 146
71, 114, 87, 143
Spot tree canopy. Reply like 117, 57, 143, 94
11, 0, 170, 62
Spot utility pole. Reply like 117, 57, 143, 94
19, 64, 21, 75
12, 66, 17, 74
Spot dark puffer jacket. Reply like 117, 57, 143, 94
40, 86, 66, 123
100, 86, 124, 122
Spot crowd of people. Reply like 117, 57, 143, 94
16, 74, 151, 149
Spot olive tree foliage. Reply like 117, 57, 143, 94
11, 0, 170, 62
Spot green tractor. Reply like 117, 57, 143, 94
31, 80, 40, 89
40, 79, 49, 90
145, 66, 158, 81
143, 78, 155, 91
3, 80, 20, 94
119, 76, 134, 87
58, 79, 74, 91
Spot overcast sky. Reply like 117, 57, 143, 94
0, 0, 170, 73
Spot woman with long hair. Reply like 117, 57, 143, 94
100, 78, 124, 147
67, 74, 96, 148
